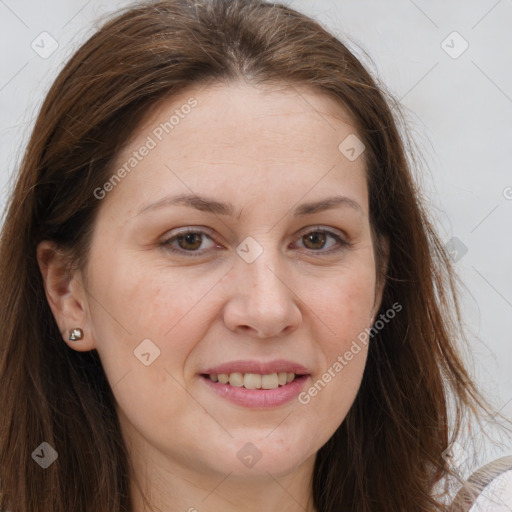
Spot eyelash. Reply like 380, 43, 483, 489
159, 226, 350, 257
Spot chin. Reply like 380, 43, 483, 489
207, 426, 319, 478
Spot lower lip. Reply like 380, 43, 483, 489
200, 375, 309, 409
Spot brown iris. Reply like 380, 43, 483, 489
177, 233, 203, 251
303, 231, 327, 250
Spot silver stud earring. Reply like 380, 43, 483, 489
69, 328, 83, 341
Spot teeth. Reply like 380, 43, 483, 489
229, 372, 244, 387
261, 373, 278, 389
244, 373, 261, 389
209, 372, 297, 389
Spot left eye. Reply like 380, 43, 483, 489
296, 229, 346, 252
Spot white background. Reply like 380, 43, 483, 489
1, 0, 511, 481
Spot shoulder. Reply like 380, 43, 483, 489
450, 456, 512, 511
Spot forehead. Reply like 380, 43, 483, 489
105, 81, 369, 218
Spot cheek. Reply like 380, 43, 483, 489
298, 262, 375, 420
313, 262, 376, 350
85, 256, 209, 443
87, 250, 226, 378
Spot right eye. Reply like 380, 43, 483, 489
160, 228, 219, 256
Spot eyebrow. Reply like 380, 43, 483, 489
137, 193, 363, 218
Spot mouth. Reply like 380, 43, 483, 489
199, 361, 311, 408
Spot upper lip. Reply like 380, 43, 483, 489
201, 359, 310, 375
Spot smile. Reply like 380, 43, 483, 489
199, 361, 311, 408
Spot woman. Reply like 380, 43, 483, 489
0, 1, 498, 510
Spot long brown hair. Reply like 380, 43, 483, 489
0, 1, 491, 510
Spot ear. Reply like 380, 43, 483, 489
370, 233, 390, 323
36, 240, 96, 352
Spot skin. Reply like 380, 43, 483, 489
38, 81, 388, 512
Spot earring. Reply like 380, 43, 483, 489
69, 328, 83, 341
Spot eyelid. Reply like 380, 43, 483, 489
296, 225, 347, 242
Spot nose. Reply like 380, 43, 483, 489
222, 248, 302, 338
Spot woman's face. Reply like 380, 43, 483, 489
59, 83, 385, 486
